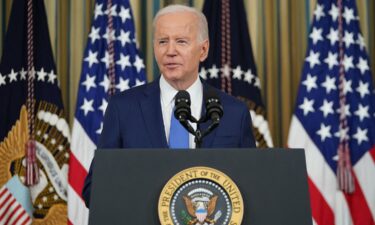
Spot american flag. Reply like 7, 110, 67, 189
288, 0, 375, 225
0, 0, 70, 223
0, 176, 33, 225
67, 0, 146, 224
200, 0, 273, 148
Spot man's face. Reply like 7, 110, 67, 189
153, 12, 209, 90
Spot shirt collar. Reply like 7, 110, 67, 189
159, 75, 202, 108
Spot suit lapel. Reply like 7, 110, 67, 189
140, 80, 168, 148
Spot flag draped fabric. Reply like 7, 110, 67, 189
67, 0, 146, 224
201, 0, 273, 148
288, 1, 375, 225
0, 0, 70, 224
0, 176, 33, 225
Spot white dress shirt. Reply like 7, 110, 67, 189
160, 75, 203, 148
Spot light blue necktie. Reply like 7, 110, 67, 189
169, 110, 189, 149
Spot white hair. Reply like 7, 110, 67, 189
153, 4, 209, 42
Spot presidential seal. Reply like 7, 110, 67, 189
158, 167, 244, 225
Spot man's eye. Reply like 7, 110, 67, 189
158, 40, 167, 45
177, 40, 187, 44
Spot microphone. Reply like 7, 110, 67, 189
174, 90, 191, 122
174, 91, 196, 135
205, 89, 223, 123
193, 89, 223, 148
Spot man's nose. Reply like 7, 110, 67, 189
166, 42, 177, 56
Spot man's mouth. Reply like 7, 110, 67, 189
165, 63, 181, 69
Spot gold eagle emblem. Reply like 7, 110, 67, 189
183, 195, 218, 225
0, 105, 68, 224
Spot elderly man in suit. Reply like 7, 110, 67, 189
82, 4, 256, 207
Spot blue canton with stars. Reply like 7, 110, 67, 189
295, 0, 375, 172
75, 0, 146, 144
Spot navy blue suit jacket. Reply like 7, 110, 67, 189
82, 78, 255, 207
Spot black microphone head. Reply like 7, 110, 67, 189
205, 89, 223, 122
174, 90, 191, 121
205, 89, 218, 102
175, 90, 190, 104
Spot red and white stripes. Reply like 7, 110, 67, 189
0, 187, 32, 225
68, 119, 96, 225
288, 116, 375, 225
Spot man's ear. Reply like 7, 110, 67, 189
199, 39, 209, 62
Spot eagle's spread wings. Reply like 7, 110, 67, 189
207, 195, 218, 216
183, 196, 196, 216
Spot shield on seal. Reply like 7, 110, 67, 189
196, 207, 208, 222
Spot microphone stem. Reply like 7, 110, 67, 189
193, 121, 219, 149
179, 115, 220, 149
180, 120, 196, 135
195, 129, 202, 148
201, 121, 219, 139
